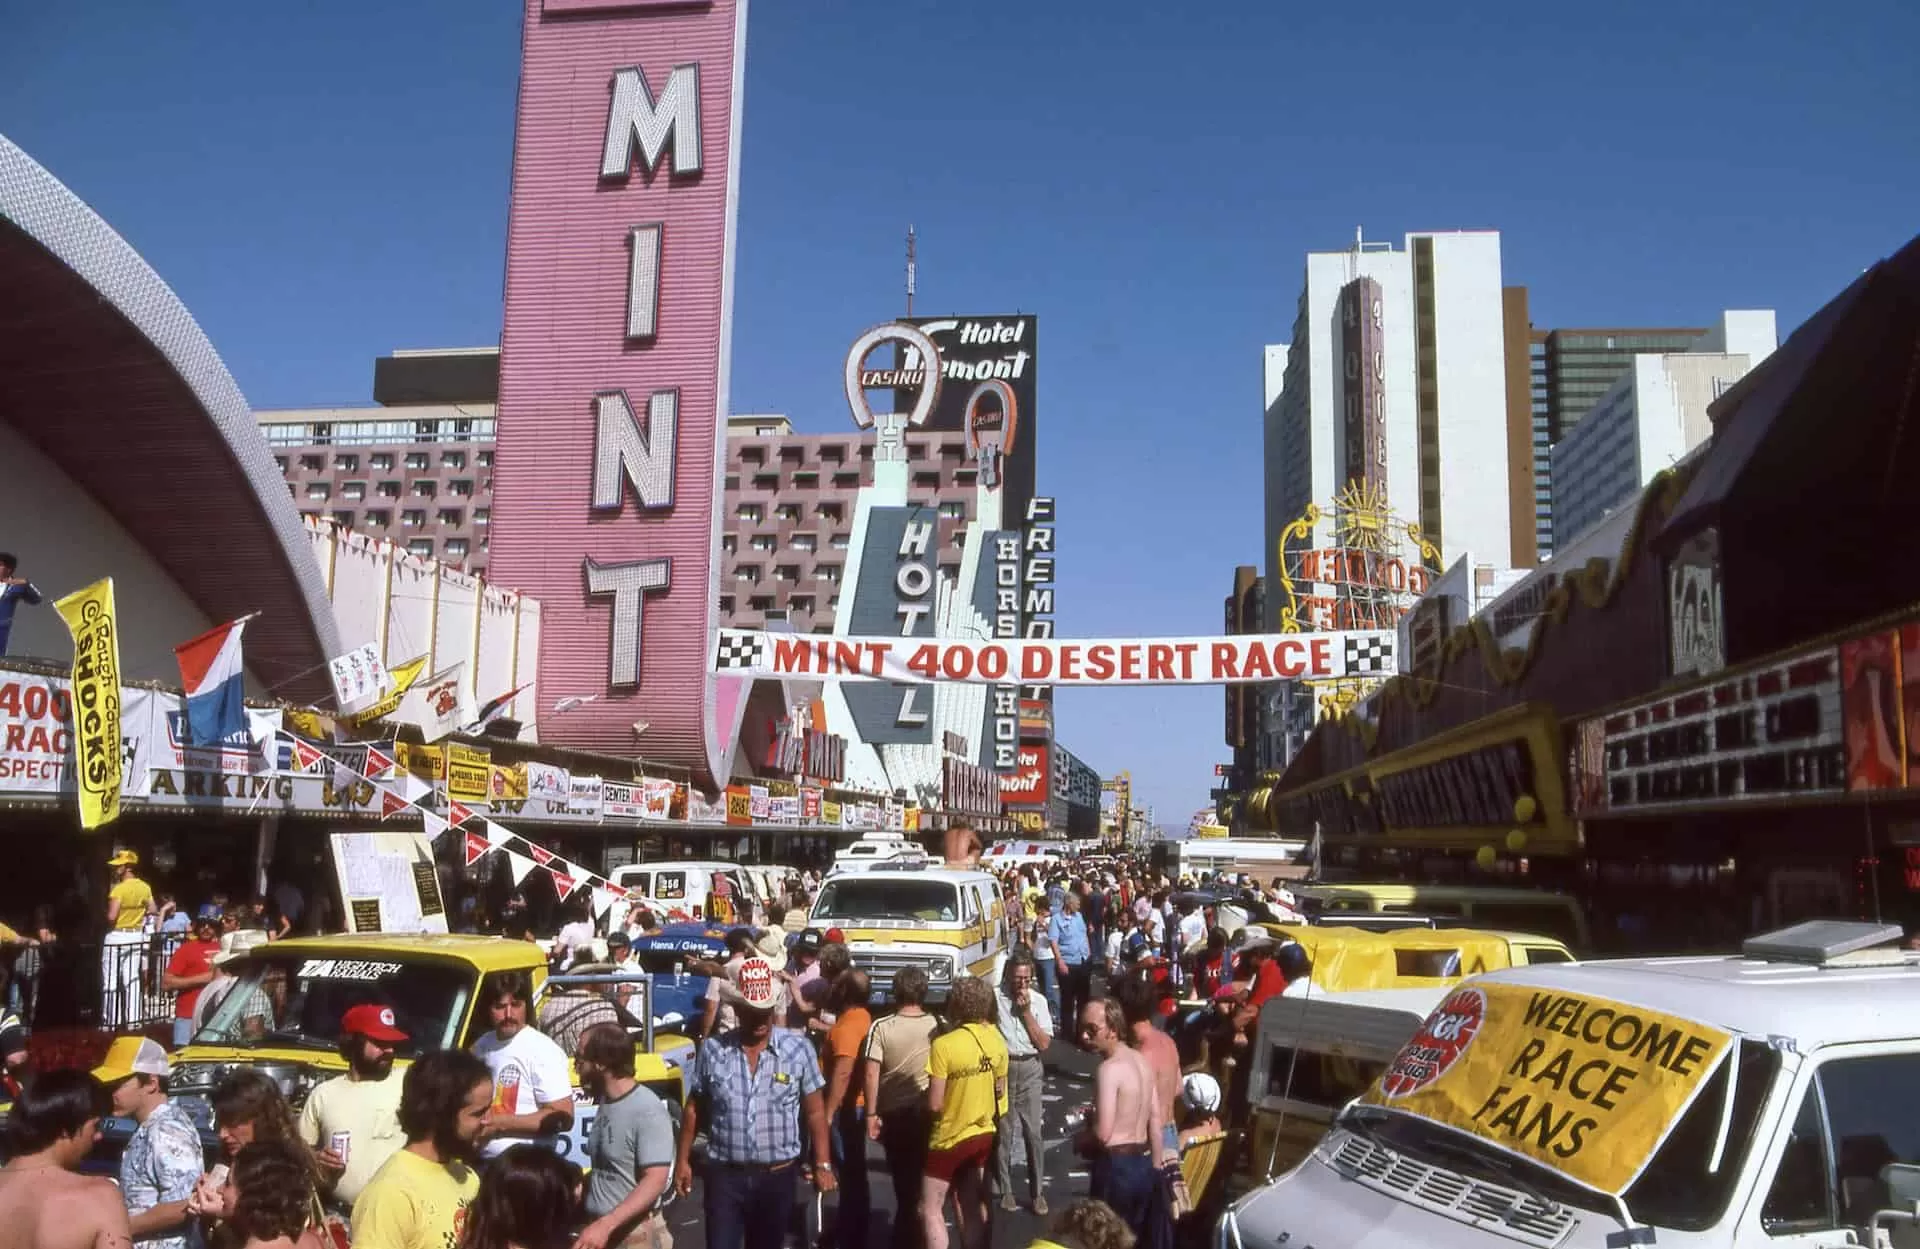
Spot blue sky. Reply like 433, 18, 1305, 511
6, 1, 1918, 829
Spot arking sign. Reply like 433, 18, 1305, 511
490, 0, 747, 778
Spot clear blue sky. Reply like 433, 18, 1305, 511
6, 1, 1918, 828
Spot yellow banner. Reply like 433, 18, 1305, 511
398, 742, 445, 782
1364, 983, 1733, 1194
822, 800, 843, 826
446, 742, 491, 803
489, 762, 528, 802
347, 655, 428, 725
52, 578, 123, 830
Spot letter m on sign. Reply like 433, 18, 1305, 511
601, 64, 703, 178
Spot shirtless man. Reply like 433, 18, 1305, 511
1075, 999, 1174, 1247
943, 823, 982, 870
1113, 973, 1181, 1139
0, 1071, 133, 1249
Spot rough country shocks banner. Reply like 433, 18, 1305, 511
1364, 984, 1733, 1194
490, 0, 747, 778
712, 629, 1397, 685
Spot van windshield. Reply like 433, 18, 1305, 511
814, 879, 959, 922
1344, 1039, 1779, 1230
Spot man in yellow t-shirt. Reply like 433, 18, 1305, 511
102, 849, 154, 1029
352, 1049, 493, 1249
923, 977, 1008, 1249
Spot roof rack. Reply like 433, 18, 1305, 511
1742, 920, 1905, 966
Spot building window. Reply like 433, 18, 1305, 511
274, 456, 289, 474
775, 504, 802, 522
790, 595, 815, 615
288, 482, 297, 498
774, 565, 800, 582
816, 565, 841, 583
750, 535, 776, 552
441, 451, 466, 470
792, 534, 817, 552
833, 472, 860, 489
310, 422, 333, 445
333, 454, 359, 473
830, 533, 850, 550
737, 503, 763, 522
748, 594, 774, 612
792, 471, 819, 488
445, 538, 469, 560
407, 538, 434, 557
724, 475, 739, 490
299, 454, 324, 472
817, 502, 845, 523
366, 510, 390, 529
938, 501, 966, 519
306, 482, 331, 501
753, 471, 779, 490
719, 594, 735, 614
914, 471, 940, 490
402, 509, 425, 528
907, 441, 928, 462
721, 534, 737, 555
404, 452, 429, 471
736, 566, 760, 583
412, 480, 437, 498
332, 510, 355, 528
446, 479, 471, 497
342, 482, 367, 501
438, 508, 464, 527
477, 450, 493, 468
377, 480, 401, 499
473, 508, 489, 526
370, 452, 394, 471
819, 444, 846, 465
414, 419, 440, 441
739, 445, 765, 466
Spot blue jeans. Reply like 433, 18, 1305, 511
704, 1161, 800, 1249
1091, 1152, 1174, 1249
831, 1107, 870, 1249
173, 1017, 194, 1048
1037, 960, 1062, 1032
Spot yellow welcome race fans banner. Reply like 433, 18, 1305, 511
1363, 983, 1734, 1194
52, 578, 123, 830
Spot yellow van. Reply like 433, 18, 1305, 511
809, 865, 1014, 1005
1292, 881, 1591, 950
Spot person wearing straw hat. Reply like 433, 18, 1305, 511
96, 1037, 200, 1249
194, 930, 272, 1040
673, 956, 834, 1249
102, 849, 154, 1030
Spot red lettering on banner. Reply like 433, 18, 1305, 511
1242, 642, 1273, 680
862, 642, 889, 676
833, 641, 863, 673
907, 645, 940, 680
773, 637, 811, 674
1059, 645, 1081, 681
1176, 643, 1197, 679
1274, 639, 1305, 678
1085, 644, 1115, 681
1146, 645, 1172, 681
1311, 635, 1332, 676
1022, 646, 1053, 681
1212, 643, 1239, 680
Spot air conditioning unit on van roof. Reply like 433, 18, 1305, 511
1742, 920, 1905, 966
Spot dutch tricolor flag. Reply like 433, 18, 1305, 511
174, 617, 250, 745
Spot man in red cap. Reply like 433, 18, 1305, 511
300, 1003, 409, 1214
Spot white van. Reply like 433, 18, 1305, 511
809, 865, 1013, 1005
1222, 920, 1920, 1249
610, 861, 751, 926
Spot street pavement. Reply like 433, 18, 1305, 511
664, 1041, 1105, 1249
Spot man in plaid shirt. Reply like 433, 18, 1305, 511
673, 956, 835, 1249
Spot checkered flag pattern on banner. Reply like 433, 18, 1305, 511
713, 631, 765, 673
1344, 632, 1393, 676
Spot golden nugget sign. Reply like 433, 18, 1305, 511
1278, 482, 1439, 634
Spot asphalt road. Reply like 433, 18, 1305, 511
665, 1042, 1104, 1249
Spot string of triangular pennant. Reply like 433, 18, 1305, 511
274, 729, 633, 919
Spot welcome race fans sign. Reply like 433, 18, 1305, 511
711, 628, 1397, 685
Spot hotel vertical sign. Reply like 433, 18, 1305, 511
491, 0, 747, 779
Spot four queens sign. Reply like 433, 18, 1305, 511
490, 0, 747, 780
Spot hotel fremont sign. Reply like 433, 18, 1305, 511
492, 0, 747, 777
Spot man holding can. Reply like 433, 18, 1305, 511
300, 1003, 409, 1214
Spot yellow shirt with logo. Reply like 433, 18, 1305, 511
350, 1147, 479, 1249
926, 1021, 1008, 1152
109, 878, 153, 930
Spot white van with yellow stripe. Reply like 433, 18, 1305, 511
808, 865, 1012, 1006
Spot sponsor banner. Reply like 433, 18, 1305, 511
399, 742, 446, 783
725, 785, 751, 825
687, 788, 728, 824
821, 798, 843, 828
944, 756, 1003, 818
446, 743, 491, 805
603, 781, 644, 820
490, 762, 529, 803
568, 774, 604, 816
53, 578, 123, 829
1365, 984, 1733, 1195
749, 785, 770, 821
801, 787, 822, 822
0, 675, 155, 799
714, 629, 1395, 685
482, 795, 604, 826
328, 642, 392, 715
641, 777, 677, 819
528, 762, 570, 802
1001, 744, 1050, 807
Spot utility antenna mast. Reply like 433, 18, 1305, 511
905, 224, 917, 317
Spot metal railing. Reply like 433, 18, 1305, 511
9, 933, 186, 1032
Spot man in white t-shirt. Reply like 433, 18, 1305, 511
554, 903, 597, 966
471, 971, 575, 1158
1175, 901, 1208, 982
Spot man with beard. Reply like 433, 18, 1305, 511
0, 1070, 130, 1249
351, 1049, 493, 1249
575, 1023, 674, 1249
301, 1005, 410, 1214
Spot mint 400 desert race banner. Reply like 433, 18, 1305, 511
710, 629, 1396, 685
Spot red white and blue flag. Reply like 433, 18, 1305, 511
173, 617, 249, 745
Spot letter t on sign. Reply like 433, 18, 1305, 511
585, 557, 670, 686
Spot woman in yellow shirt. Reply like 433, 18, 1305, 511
923, 977, 1008, 1249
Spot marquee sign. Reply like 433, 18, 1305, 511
712, 628, 1396, 685
489, 0, 746, 777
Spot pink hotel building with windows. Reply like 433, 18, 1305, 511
257, 348, 986, 633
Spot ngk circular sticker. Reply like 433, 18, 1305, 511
1378, 987, 1486, 1099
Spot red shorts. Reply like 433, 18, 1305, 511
924, 1132, 995, 1181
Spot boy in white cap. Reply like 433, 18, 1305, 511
95, 1037, 201, 1249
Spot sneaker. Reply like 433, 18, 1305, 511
1032, 1196, 1049, 1217
1001, 1194, 1017, 1213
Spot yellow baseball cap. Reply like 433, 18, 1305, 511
92, 1036, 169, 1084
107, 849, 139, 867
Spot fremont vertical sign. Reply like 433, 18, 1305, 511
491, 0, 748, 780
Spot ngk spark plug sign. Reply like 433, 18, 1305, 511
713, 629, 1397, 685
490, 0, 746, 775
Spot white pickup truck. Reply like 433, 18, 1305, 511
1222, 920, 1920, 1249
